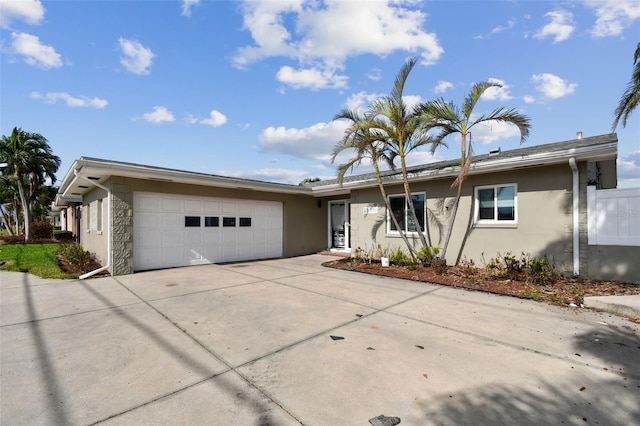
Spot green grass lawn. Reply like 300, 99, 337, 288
0, 244, 79, 279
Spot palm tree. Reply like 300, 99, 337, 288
612, 42, 640, 130
331, 109, 418, 258
0, 175, 20, 235
0, 127, 61, 240
366, 57, 434, 250
417, 82, 531, 261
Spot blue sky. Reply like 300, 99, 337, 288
1, 0, 639, 187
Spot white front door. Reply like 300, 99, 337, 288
329, 201, 350, 250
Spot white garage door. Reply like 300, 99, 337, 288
133, 192, 283, 271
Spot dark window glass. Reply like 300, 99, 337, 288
497, 186, 515, 220
478, 188, 495, 220
409, 194, 425, 232
239, 217, 251, 227
223, 217, 236, 227
204, 216, 219, 227
185, 216, 201, 227
389, 196, 405, 231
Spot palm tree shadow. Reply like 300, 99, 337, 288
19, 274, 279, 425
411, 324, 640, 425
412, 378, 638, 425
75, 278, 279, 425
22, 273, 71, 425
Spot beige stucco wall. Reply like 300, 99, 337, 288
348, 164, 578, 273
79, 187, 109, 267
92, 177, 330, 275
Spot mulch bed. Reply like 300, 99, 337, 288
322, 258, 640, 309
56, 254, 110, 277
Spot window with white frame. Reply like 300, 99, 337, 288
475, 184, 517, 224
388, 193, 426, 233
88, 200, 102, 231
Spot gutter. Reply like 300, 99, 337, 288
569, 158, 579, 276
73, 169, 112, 279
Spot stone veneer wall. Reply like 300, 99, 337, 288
110, 177, 134, 276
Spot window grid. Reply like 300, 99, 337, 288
475, 184, 517, 224
387, 193, 426, 234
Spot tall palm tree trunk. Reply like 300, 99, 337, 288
400, 155, 430, 249
374, 163, 418, 259
15, 177, 31, 240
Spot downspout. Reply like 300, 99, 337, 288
73, 169, 112, 279
569, 158, 579, 276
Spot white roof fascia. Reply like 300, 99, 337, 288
310, 141, 617, 195
58, 158, 314, 197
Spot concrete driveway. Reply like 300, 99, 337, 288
1, 254, 638, 425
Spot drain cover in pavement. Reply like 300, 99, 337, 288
369, 414, 401, 426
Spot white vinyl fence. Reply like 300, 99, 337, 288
587, 186, 640, 246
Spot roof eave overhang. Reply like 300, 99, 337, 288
56, 158, 314, 204
310, 142, 618, 195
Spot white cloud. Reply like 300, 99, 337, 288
531, 73, 577, 99
119, 38, 154, 75
259, 120, 349, 163
276, 65, 348, 90
482, 78, 513, 101
215, 168, 311, 185
10, 32, 62, 69
181, 0, 200, 17
30, 91, 107, 108
233, 0, 444, 89
343, 91, 384, 113
534, 10, 575, 43
523, 95, 535, 104
0, 0, 45, 29
434, 80, 453, 94
367, 68, 382, 81
617, 150, 640, 186
585, 0, 640, 37
475, 17, 517, 39
403, 95, 423, 110
472, 120, 523, 144
200, 110, 228, 127
142, 106, 175, 124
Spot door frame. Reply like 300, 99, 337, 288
328, 199, 350, 251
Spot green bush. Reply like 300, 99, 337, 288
58, 243, 96, 271
485, 252, 557, 283
32, 222, 53, 239
0, 235, 25, 244
389, 248, 415, 266
53, 230, 74, 241
417, 246, 440, 266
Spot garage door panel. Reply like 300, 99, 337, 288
161, 198, 182, 211
134, 193, 282, 271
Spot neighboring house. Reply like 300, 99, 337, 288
54, 133, 639, 282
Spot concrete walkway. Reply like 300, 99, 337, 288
1, 254, 638, 425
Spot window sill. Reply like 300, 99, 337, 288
474, 222, 518, 229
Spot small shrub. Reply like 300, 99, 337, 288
389, 247, 415, 266
0, 235, 25, 244
484, 252, 558, 283
32, 222, 53, 239
58, 244, 97, 271
417, 246, 440, 266
53, 230, 74, 241
459, 257, 478, 275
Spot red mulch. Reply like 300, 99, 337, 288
323, 258, 640, 309
56, 254, 110, 277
